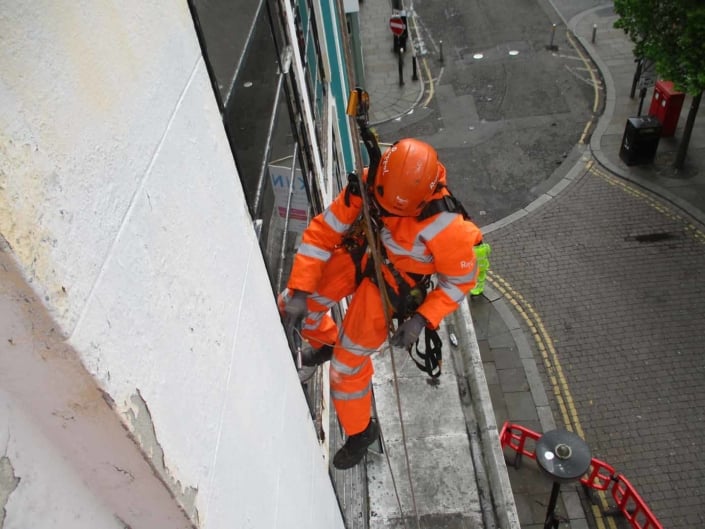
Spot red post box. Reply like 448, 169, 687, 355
648, 80, 685, 137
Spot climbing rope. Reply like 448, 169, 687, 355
348, 85, 422, 529
382, 343, 422, 529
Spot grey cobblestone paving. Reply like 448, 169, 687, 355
486, 164, 705, 529
360, 0, 705, 527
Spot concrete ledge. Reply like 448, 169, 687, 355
453, 300, 521, 529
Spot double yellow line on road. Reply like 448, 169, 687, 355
566, 30, 602, 145
487, 265, 615, 529
590, 164, 705, 244
486, 157, 705, 529
487, 271, 584, 436
405, 7, 435, 108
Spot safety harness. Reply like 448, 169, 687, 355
409, 188, 472, 377
342, 173, 473, 378
344, 89, 478, 378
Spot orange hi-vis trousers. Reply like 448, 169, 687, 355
282, 249, 389, 436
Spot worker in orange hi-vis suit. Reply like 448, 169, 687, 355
280, 138, 484, 470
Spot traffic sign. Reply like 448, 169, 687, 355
389, 16, 406, 36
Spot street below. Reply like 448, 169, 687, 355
375, 0, 705, 528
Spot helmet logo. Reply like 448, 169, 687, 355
381, 146, 396, 177
393, 195, 409, 210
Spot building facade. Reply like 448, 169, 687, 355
0, 1, 360, 527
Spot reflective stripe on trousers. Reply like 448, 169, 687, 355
328, 278, 387, 435
282, 248, 390, 435
295, 249, 388, 436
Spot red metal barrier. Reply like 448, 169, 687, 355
581, 457, 615, 491
611, 475, 664, 529
499, 422, 664, 529
499, 421, 540, 462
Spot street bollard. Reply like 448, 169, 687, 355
398, 48, 405, 86
546, 23, 558, 51
439, 39, 444, 64
630, 58, 643, 99
412, 54, 418, 81
591, 24, 597, 43
637, 86, 647, 116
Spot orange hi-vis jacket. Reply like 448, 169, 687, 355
287, 165, 484, 328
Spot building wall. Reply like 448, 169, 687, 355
317, 0, 356, 170
0, 2, 343, 528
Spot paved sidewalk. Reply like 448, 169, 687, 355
573, 5, 705, 225
478, 7, 704, 529
360, 2, 703, 529
483, 6, 705, 529
359, 0, 423, 124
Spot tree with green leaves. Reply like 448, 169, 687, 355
614, 0, 705, 169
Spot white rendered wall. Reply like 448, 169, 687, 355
0, 2, 343, 529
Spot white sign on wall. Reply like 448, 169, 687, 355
269, 164, 310, 233
342, 0, 359, 13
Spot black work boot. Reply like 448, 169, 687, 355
333, 419, 380, 469
301, 344, 334, 366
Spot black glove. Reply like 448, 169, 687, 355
390, 313, 427, 348
283, 289, 309, 332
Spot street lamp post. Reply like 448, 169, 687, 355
535, 429, 592, 529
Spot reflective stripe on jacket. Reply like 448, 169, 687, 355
287, 167, 484, 328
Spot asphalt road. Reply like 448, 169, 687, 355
378, 1, 705, 528
375, 0, 601, 227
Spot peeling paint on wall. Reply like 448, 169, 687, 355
0, 132, 68, 319
126, 390, 199, 525
0, 456, 20, 527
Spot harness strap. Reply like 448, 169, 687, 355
418, 187, 472, 221
344, 172, 362, 206
409, 327, 443, 378
355, 245, 428, 319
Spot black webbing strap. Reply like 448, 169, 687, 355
409, 327, 443, 378
418, 189, 472, 221
344, 172, 362, 206
352, 235, 428, 319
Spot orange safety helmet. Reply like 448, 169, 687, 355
374, 138, 441, 216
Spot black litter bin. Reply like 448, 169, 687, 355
619, 116, 662, 166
